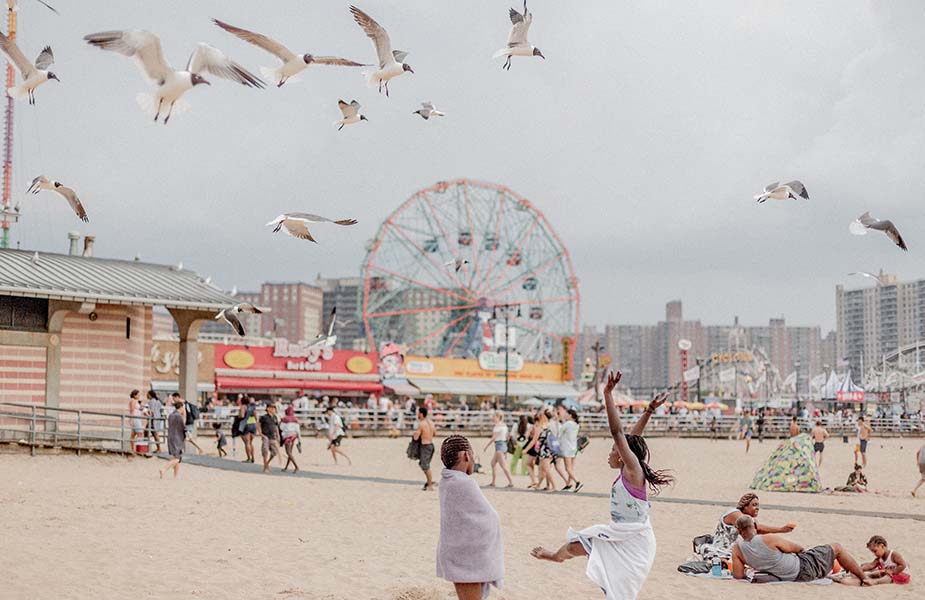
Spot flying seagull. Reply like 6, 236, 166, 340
349, 5, 413, 97
413, 101, 445, 120
7, 1, 58, 15
444, 258, 469, 273
753, 180, 809, 203
27, 176, 87, 222
0, 33, 58, 104
494, 1, 544, 70
212, 19, 366, 87
848, 271, 885, 286
335, 99, 367, 130
84, 30, 264, 124
849, 212, 908, 251
266, 213, 358, 243
309, 306, 338, 349
215, 302, 263, 337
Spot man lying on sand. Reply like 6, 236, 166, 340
731, 515, 870, 585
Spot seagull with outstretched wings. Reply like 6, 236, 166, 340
349, 5, 413, 97
753, 180, 809, 203
215, 303, 263, 337
493, 0, 544, 70
335, 99, 367, 130
84, 30, 264, 123
266, 213, 358, 243
0, 32, 58, 104
212, 18, 366, 87
28, 175, 87, 222
849, 212, 908, 251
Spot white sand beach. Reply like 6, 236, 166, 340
1, 436, 922, 600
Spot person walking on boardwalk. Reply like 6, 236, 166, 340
258, 402, 280, 473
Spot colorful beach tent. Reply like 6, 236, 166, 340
749, 434, 822, 493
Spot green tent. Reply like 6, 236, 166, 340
750, 433, 822, 493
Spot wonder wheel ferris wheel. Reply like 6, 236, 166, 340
362, 179, 579, 362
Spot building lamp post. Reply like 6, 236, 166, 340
493, 304, 521, 407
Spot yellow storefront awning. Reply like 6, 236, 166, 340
406, 377, 577, 398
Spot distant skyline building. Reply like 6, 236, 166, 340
836, 273, 925, 380
315, 275, 365, 350
240, 282, 324, 344
576, 300, 830, 393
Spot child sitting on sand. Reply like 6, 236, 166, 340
862, 535, 909, 585
834, 464, 867, 493
213, 422, 228, 457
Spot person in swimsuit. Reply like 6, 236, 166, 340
789, 416, 800, 438
482, 411, 513, 488
855, 416, 872, 467
912, 444, 925, 497
530, 371, 672, 600
128, 389, 145, 452
414, 406, 437, 490
741, 411, 753, 454
524, 410, 555, 491
811, 420, 829, 466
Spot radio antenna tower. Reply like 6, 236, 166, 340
1, 1, 56, 248
0, 1, 20, 248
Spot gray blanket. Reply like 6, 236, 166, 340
436, 469, 504, 598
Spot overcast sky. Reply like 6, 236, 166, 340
7, 0, 924, 333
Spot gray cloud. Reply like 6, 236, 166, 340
8, 1, 923, 334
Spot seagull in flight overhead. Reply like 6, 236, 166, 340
266, 213, 358, 243
753, 180, 809, 203
849, 212, 908, 251
309, 306, 338, 349
28, 176, 87, 222
84, 30, 264, 123
335, 99, 367, 130
848, 271, 886, 286
413, 101, 445, 120
212, 19, 366, 88
444, 258, 469, 273
0, 33, 58, 104
349, 5, 413, 97
494, 1, 544, 70
215, 303, 263, 337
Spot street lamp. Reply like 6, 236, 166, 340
493, 304, 521, 407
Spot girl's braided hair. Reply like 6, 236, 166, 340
440, 435, 472, 468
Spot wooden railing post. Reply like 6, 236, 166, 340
29, 404, 36, 456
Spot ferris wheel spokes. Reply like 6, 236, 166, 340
369, 264, 473, 304
479, 189, 509, 293
385, 219, 472, 293
487, 250, 563, 300
365, 303, 478, 319
477, 216, 541, 297
404, 309, 476, 354
444, 313, 476, 356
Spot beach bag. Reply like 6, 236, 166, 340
677, 560, 711, 574
692, 534, 713, 554
406, 437, 421, 460
185, 402, 200, 424
546, 431, 561, 455
577, 435, 590, 453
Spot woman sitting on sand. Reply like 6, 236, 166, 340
708, 493, 795, 558
530, 370, 671, 600
436, 435, 504, 599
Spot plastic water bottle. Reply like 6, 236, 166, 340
711, 558, 722, 577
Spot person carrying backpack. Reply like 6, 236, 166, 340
174, 393, 203, 454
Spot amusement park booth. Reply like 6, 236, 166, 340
402, 353, 578, 402
213, 342, 382, 398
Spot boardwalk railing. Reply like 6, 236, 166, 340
0, 401, 166, 455
2, 402, 923, 456
201, 407, 925, 438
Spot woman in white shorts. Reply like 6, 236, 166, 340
559, 408, 582, 492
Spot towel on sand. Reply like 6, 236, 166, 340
436, 468, 503, 598
567, 520, 656, 600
